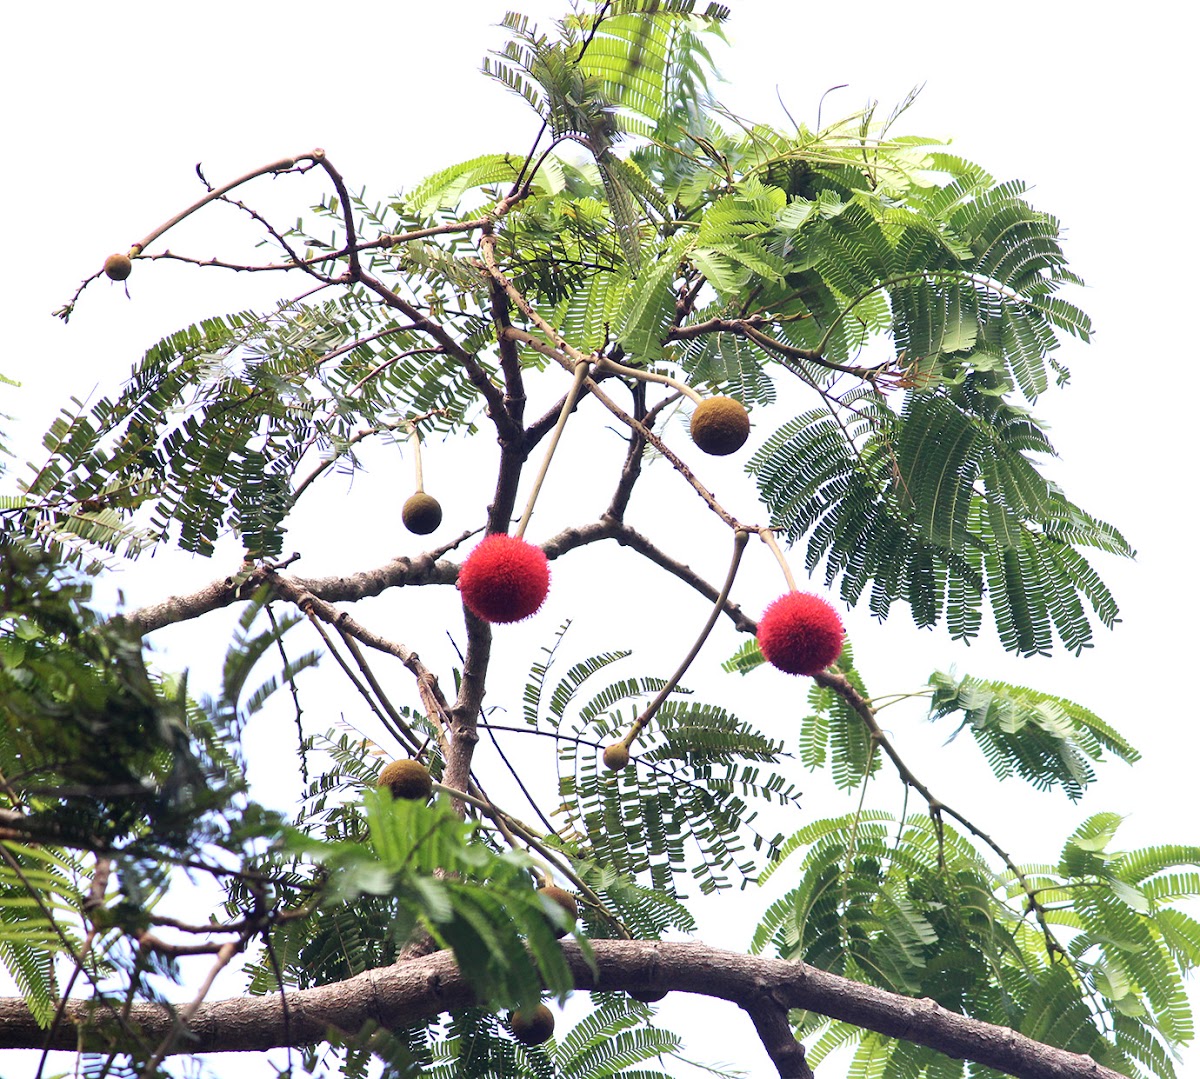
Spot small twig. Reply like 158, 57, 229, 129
478, 719, 558, 835
139, 936, 247, 1076
296, 606, 423, 758
434, 782, 624, 937
291, 420, 407, 503
312, 152, 362, 281
358, 270, 520, 444
266, 603, 308, 786
273, 574, 450, 759
338, 631, 431, 757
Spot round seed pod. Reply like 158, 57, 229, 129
602, 743, 630, 771
756, 592, 844, 676
509, 1003, 555, 1046
402, 492, 442, 535
690, 396, 750, 456
377, 759, 433, 801
537, 885, 578, 937
104, 253, 132, 281
458, 534, 550, 623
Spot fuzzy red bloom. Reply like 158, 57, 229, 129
458, 534, 550, 623
757, 591, 844, 676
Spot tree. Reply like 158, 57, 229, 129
1, 4, 1196, 1077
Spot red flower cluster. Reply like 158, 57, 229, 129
757, 591, 844, 676
458, 534, 551, 623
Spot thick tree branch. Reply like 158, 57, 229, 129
479, 227, 527, 427
744, 997, 815, 1079
119, 539, 470, 636
0, 940, 1126, 1079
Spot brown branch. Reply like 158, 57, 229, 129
444, 607, 490, 813
209, 175, 336, 286
357, 270, 520, 443
312, 153, 362, 282
298, 605, 422, 759
665, 315, 880, 379
143, 218, 496, 274
500, 324, 744, 530
0, 940, 1127, 1079
812, 668, 1072, 963
132, 154, 322, 257
604, 380, 650, 522
744, 998, 815, 1079
479, 227, 527, 427
119, 538, 471, 637
538, 518, 758, 634
54, 153, 324, 319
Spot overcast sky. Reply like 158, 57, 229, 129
3, 3, 1198, 1077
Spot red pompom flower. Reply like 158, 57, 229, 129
757, 592, 844, 676
457, 534, 550, 623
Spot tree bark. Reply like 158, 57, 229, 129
0, 940, 1125, 1079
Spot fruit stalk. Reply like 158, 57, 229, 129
409, 423, 426, 493
758, 526, 798, 592
610, 529, 749, 759
402, 421, 443, 534
514, 360, 591, 540
593, 355, 703, 404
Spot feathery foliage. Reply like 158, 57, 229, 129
0, 4, 1187, 1078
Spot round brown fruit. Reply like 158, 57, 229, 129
689, 396, 750, 456
104, 253, 132, 281
537, 885, 578, 937
377, 759, 433, 801
509, 1003, 554, 1046
402, 492, 443, 535
602, 743, 630, 771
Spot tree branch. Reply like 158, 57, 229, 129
743, 997, 815, 1079
119, 539, 471, 636
0, 940, 1126, 1079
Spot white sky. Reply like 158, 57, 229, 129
3, 3, 1198, 1077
